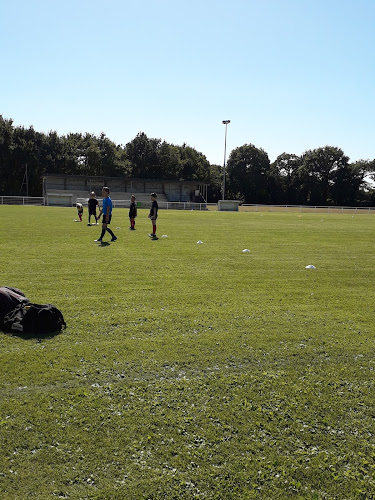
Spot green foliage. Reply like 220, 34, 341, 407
1, 206, 375, 498
0, 116, 217, 198
272, 149, 374, 207
124, 134, 212, 183
299, 146, 350, 205
226, 143, 272, 203
271, 153, 303, 204
1, 114, 375, 205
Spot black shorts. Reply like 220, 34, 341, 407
102, 214, 112, 224
89, 210, 97, 215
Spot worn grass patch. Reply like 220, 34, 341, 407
1, 205, 375, 499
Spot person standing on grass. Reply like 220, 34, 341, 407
88, 191, 99, 225
129, 195, 137, 230
76, 202, 83, 221
94, 187, 117, 243
148, 192, 158, 239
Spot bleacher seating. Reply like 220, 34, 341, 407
73, 191, 168, 208
43, 175, 208, 206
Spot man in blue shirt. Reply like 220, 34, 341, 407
95, 187, 117, 243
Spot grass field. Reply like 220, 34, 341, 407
1, 205, 375, 499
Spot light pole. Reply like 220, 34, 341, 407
222, 120, 230, 200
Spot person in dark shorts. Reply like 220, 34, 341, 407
88, 191, 99, 225
148, 192, 158, 239
94, 187, 117, 243
129, 195, 137, 230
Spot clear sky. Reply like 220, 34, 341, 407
1, 0, 375, 166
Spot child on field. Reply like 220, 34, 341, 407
88, 191, 99, 225
148, 192, 158, 239
94, 187, 117, 243
129, 195, 137, 230
76, 202, 83, 221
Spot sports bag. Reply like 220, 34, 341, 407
3, 303, 66, 334
0, 287, 29, 321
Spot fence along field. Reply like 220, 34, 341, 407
2, 195, 375, 214
0, 205, 375, 499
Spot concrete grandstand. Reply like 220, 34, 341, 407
42, 175, 208, 208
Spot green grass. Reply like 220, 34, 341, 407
1, 205, 375, 499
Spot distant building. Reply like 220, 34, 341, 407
42, 175, 209, 207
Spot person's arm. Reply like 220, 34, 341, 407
105, 205, 110, 223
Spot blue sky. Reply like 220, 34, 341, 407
1, 0, 375, 165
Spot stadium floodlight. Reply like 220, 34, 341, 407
222, 120, 230, 200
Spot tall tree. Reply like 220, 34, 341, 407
298, 146, 349, 205
271, 153, 302, 204
207, 164, 222, 201
157, 141, 182, 179
226, 144, 271, 203
0, 116, 14, 194
11, 125, 46, 196
125, 132, 161, 178
179, 144, 211, 182
333, 159, 375, 206
41, 131, 67, 175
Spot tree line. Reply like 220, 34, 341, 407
227, 145, 375, 206
1, 115, 374, 205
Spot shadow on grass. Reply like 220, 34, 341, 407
1, 327, 64, 341
97, 241, 110, 247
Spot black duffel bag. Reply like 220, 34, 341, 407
3, 302, 66, 334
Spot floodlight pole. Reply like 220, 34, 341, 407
222, 120, 230, 200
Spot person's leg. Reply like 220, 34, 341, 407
152, 218, 156, 235
95, 222, 106, 241
106, 224, 117, 241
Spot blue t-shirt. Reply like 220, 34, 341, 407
102, 196, 112, 216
